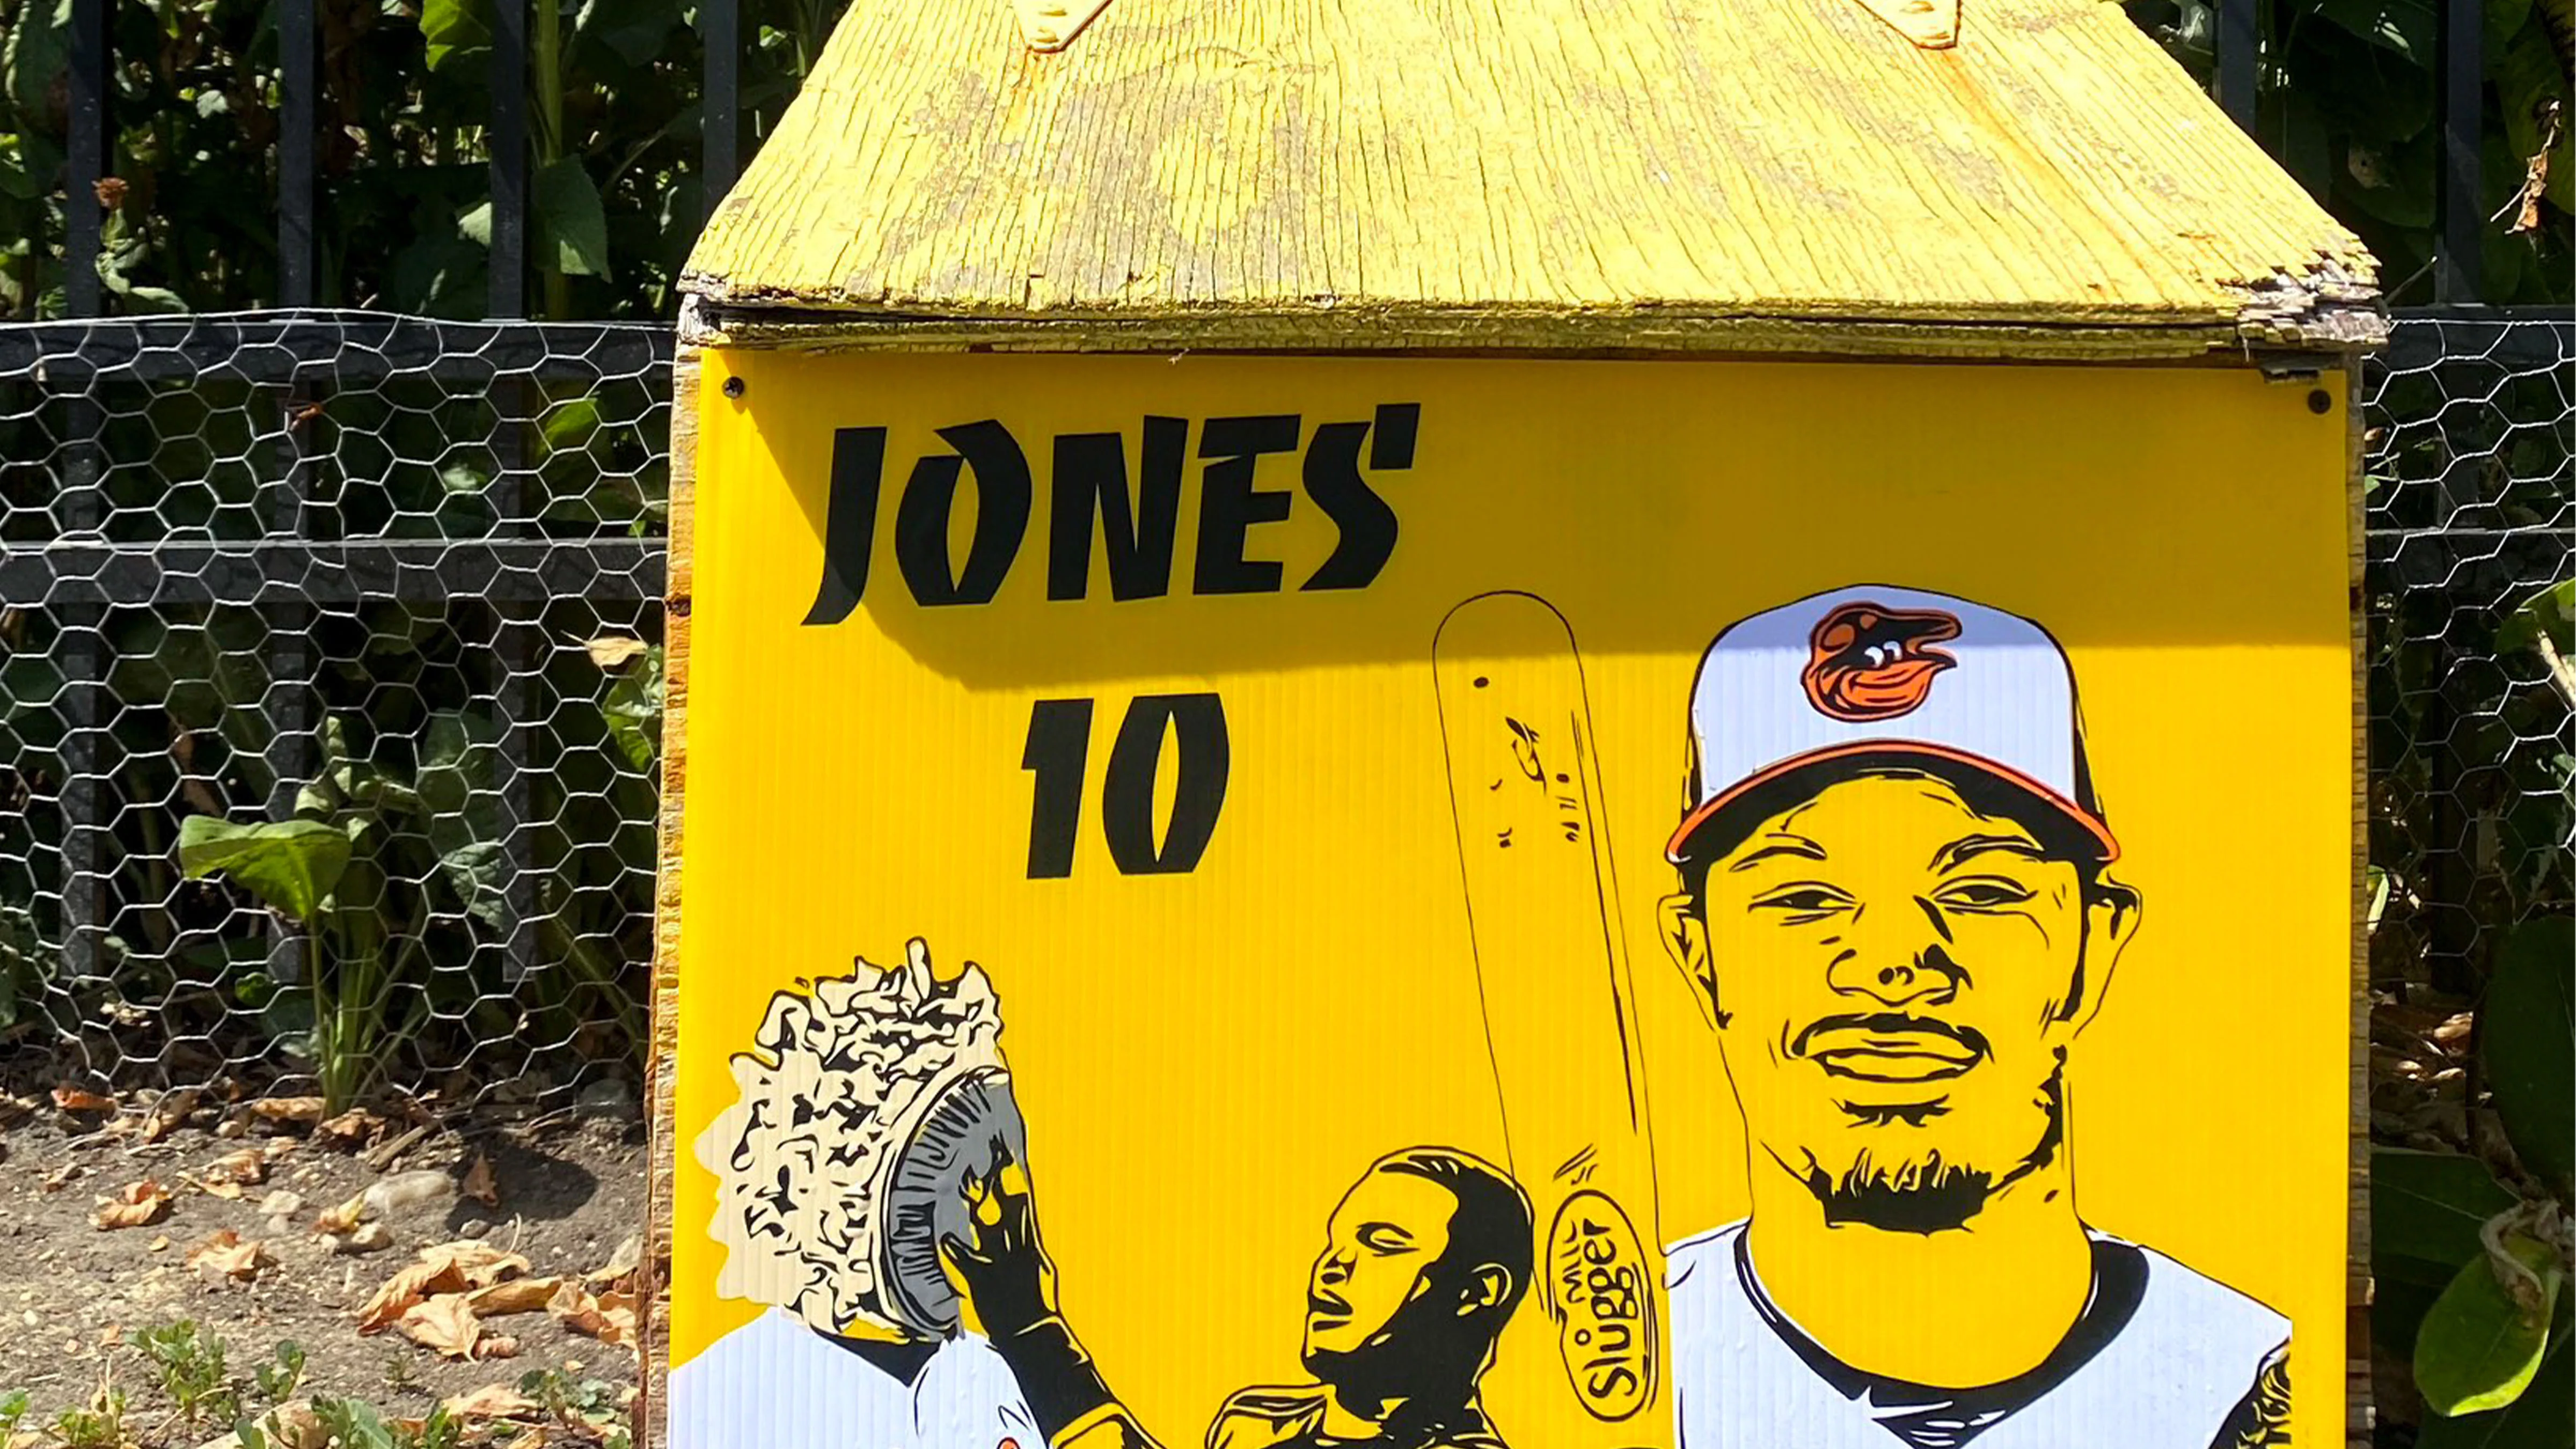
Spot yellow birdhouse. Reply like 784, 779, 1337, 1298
651, 6, 2379, 1449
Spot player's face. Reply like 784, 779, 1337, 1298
1688, 773, 2130, 1230
1302, 1170, 1457, 1360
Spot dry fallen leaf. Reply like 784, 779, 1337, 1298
39, 1162, 78, 1193
250, 1096, 326, 1124
312, 1189, 370, 1236
396, 1295, 481, 1358
316, 1108, 383, 1145
475, 1334, 521, 1361
193, 1401, 328, 1449
142, 1087, 204, 1143
498, 1420, 547, 1449
544, 1280, 637, 1349
359, 1242, 537, 1330
148, 1235, 172, 1253
440, 1385, 542, 1422
465, 1276, 564, 1318
52, 1085, 116, 1113
184, 1174, 247, 1202
187, 1230, 270, 1284
462, 1150, 500, 1208
584, 634, 649, 669
91, 1179, 173, 1230
207, 1147, 269, 1185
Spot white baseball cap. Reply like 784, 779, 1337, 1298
1666, 584, 2117, 865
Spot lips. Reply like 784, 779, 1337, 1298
1306, 1287, 1351, 1329
1809, 1031, 1981, 1082
1793, 1013, 1989, 1084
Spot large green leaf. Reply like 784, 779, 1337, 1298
2483, 917, 2575, 1189
2, 0, 69, 121
2376, 1148, 2520, 1270
2419, 1304, 2574, 1448
601, 644, 664, 773
533, 156, 613, 280
2417, 1235, 2565, 1417
419, 711, 506, 930
574, 0, 684, 66
422, 0, 492, 75
177, 817, 353, 926
2496, 580, 2575, 661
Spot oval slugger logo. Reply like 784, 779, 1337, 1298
1547, 1190, 1657, 1422
1801, 602, 1963, 722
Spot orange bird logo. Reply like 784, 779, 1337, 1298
1801, 602, 1963, 722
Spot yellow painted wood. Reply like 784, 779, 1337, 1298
683, 0, 2377, 352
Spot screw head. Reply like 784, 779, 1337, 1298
722, 375, 747, 399
2306, 388, 2332, 414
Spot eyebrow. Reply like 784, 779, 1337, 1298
1728, 835, 1827, 872
1930, 833, 2046, 872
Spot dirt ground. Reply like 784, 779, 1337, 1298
0, 1087, 647, 1446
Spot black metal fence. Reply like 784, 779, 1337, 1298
0, 307, 2566, 1106
0, 313, 671, 1102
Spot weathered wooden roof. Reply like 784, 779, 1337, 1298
681, 0, 2380, 356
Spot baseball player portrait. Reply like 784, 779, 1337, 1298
1654, 584, 2292, 1449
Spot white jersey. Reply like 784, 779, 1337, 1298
1666, 1221, 2288, 1449
669, 1307, 1039, 1449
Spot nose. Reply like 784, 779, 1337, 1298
1316, 1249, 1352, 1286
1825, 901, 1963, 1008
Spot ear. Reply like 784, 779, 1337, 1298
1658, 893, 1725, 1029
2061, 875, 2143, 1036
1458, 1264, 1513, 1315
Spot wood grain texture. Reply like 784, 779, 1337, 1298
683, 0, 2379, 352
641, 350, 699, 1449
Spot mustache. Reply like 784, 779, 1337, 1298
1790, 1012, 1992, 1060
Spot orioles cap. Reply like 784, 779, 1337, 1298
1665, 583, 2118, 866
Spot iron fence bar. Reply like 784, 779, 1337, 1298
279, 0, 319, 309
64, 0, 107, 318
2436, 0, 2486, 301
485, 0, 541, 985
269, 0, 323, 983
57, 0, 111, 994
2215, 0, 2258, 133
703, 0, 741, 222
489, 0, 530, 320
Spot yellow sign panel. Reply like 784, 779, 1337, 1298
667, 353, 2352, 1449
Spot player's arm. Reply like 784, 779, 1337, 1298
940, 1155, 1168, 1449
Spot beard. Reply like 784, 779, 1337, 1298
1801, 1061, 2067, 1233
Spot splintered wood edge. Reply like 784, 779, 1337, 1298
642, 348, 698, 1449
2345, 366, 2372, 1449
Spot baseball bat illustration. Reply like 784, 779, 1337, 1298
1433, 591, 1665, 1433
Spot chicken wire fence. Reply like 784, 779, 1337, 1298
0, 312, 669, 1109
2363, 309, 2575, 1008
0, 308, 2565, 1110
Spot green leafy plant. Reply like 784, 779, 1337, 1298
0, 0, 852, 319
2127, 0, 2573, 303
127, 1320, 233, 1429
176, 717, 450, 1112
0, 1389, 29, 1441
312, 1397, 461, 1449
252, 1341, 306, 1408
2361, 567, 2575, 1440
46, 1388, 126, 1449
